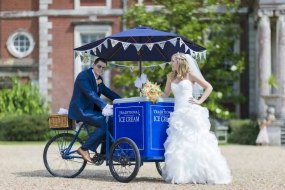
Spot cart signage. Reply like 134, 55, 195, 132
150, 105, 173, 150
114, 106, 144, 150
118, 110, 140, 123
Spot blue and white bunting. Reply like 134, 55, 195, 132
134, 44, 142, 52
111, 39, 119, 47
158, 41, 166, 49
103, 39, 108, 48
97, 44, 102, 52
146, 43, 154, 51
169, 38, 177, 46
179, 38, 184, 47
122, 42, 131, 50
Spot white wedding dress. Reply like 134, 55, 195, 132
162, 80, 232, 184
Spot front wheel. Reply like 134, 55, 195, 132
43, 133, 87, 178
109, 137, 141, 183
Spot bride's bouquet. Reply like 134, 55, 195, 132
142, 81, 162, 103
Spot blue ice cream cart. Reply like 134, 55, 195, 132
108, 97, 174, 181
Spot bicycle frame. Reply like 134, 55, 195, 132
61, 120, 115, 164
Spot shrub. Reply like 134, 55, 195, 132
228, 119, 259, 145
0, 114, 49, 141
0, 77, 48, 118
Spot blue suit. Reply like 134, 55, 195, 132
68, 68, 120, 152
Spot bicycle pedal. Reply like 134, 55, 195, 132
92, 154, 105, 166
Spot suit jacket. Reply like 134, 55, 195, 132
68, 68, 121, 125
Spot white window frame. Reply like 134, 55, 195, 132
74, 25, 111, 78
6, 30, 35, 58
74, 0, 112, 10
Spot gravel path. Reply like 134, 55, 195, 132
0, 144, 285, 190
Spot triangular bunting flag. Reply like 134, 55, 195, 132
159, 63, 167, 70
123, 42, 131, 50
119, 66, 125, 72
203, 51, 207, 59
82, 53, 89, 63
109, 63, 115, 69
150, 66, 156, 72
74, 51, 79, 59
111, 39, 119, 47
92, 48, 97, 55
129, 66, 135, 72
103, 39, 108, 48
169, 38, 177, 46
134, 44, 142, 52
184, 46, 189, 53
158, 41, 166, 49
97, 44, 102, 52
146, 43, 154, 51
179, 38, 184, 47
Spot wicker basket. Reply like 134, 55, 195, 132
48, 114, 73, 129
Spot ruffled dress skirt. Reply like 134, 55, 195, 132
162, 104, 232, 184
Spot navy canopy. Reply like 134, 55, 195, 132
74, 26, 206, 62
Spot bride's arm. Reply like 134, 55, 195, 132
162, 74, 171, 97
189, 72, 213, 104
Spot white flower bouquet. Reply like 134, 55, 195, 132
142, 81, 162, 103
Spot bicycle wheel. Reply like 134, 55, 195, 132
109, 137, 141, 183
155, 162, 165, 176
43, 133, 87, 178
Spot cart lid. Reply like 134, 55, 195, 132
113, 97, 174, 104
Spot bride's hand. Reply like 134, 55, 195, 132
189, 97, 201, 105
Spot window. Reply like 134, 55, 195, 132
6, 30, 35, 58
74, 25, 111, 77
74, 0, 111, 9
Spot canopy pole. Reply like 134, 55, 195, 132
138, 51, 143, 97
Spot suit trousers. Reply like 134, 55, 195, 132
82, 116, 113, 153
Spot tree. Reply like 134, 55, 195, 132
113, 0, 245, 119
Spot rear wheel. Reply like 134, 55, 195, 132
155, 162, 165, 176
109, 137, 141, 183
43, 133, 87, 178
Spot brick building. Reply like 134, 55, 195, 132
0, 0, 132, 113
1, 0, 285, 129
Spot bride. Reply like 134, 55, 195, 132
161, 52, 232, 184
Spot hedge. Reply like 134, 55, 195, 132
0, 114, 49, 141
228, 119, 259, 145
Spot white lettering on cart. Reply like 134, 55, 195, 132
153, 109, 171, 123
119, 116, 140, 123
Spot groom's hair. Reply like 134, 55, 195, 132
94, 58, 108, 65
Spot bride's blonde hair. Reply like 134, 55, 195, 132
168, 52, 190, 81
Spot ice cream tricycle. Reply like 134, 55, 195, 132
43, 97, 174, 182
43, 26, 205, 182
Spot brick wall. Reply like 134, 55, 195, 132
0, 18, 39, 60
48, 17, 76, 112
48, 0, 73, 10
0, 0, 38, 11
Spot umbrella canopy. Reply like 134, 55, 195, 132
74, 26, 206, 62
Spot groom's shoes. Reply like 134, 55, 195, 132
77, 147, 92, 162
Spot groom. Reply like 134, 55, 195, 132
68, 57, 121, 162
